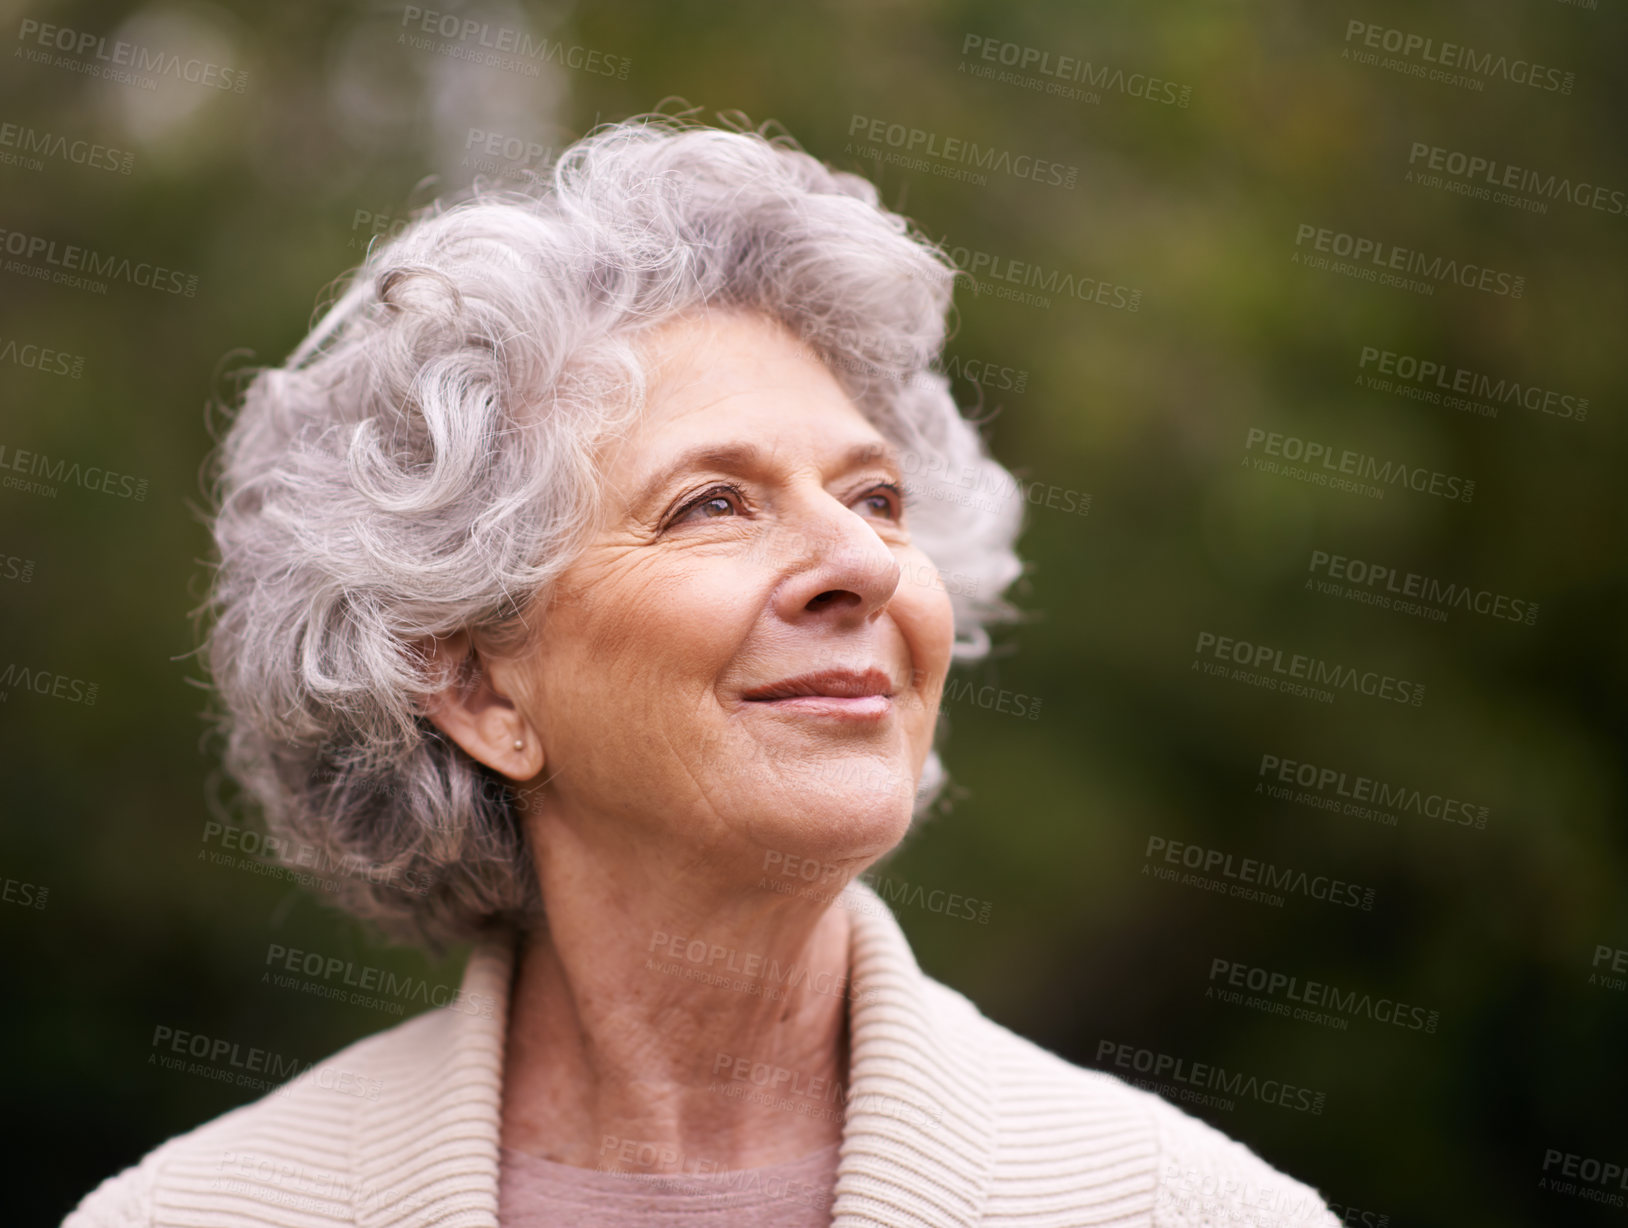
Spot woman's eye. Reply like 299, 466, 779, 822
672, 484, 743, 525
693, 496, 734, 518
667, 480, 904, 530
861, 483, 906, 519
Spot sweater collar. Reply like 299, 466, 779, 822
355, 876, 995, 1227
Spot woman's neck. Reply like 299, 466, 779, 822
499, 840, 855, 1173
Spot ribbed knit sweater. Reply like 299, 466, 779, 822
65, 879, 1340, 1226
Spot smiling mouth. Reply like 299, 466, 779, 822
740, 668, 895, 702
740, 668, 896, 720
743, 693, 893, 720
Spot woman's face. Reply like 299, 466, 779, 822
504, 310, 956, 885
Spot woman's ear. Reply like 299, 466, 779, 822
417, 630, 544, 782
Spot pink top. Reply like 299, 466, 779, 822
498, 1142, 842, 1227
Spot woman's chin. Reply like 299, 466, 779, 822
741, 780, 917, 881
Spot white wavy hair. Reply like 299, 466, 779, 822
201, 116, 1027, 948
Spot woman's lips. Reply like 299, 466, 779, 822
741, 666, 897, 720
745, 694, 892, 720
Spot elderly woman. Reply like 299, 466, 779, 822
68, 119, 1338, 1227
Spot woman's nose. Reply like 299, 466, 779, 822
763, 496, 902, 625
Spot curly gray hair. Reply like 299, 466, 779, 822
201, 116, 1027, 948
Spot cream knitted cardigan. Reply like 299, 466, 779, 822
66, 879, 1340, 1227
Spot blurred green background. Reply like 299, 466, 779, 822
3, 1, 1625, 1224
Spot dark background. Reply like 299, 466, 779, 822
3, 1, 1624, 1224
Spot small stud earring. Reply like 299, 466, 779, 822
512, 739, 523, 751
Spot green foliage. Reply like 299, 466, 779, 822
2, 2, 1623, 1224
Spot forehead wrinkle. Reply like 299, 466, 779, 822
607, 318, 900, 516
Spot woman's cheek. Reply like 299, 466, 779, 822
905, 562, 956, 672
